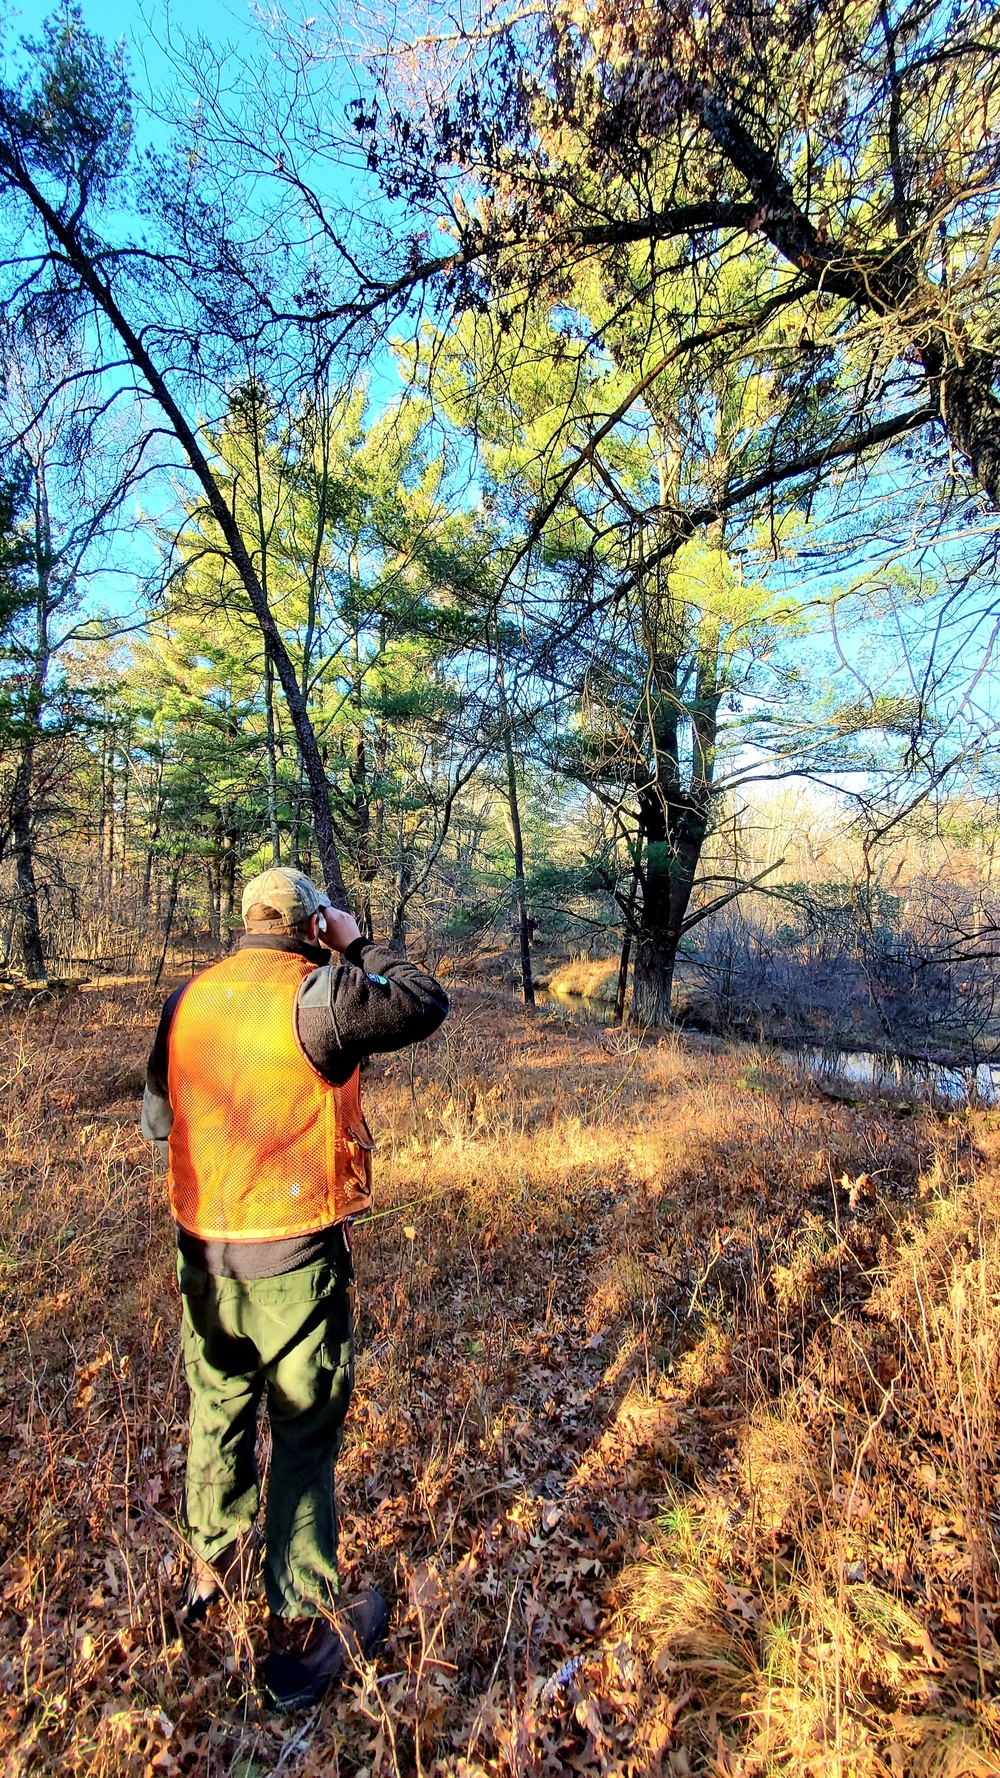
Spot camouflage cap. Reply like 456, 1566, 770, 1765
240, 866, 331, 929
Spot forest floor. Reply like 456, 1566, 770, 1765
2, 982, 1000, 1777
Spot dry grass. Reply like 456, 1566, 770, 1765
543, 958, 620, 1001
1, 986, 999, 1775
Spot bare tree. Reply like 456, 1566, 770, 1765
0, 335, 145, 976
0, 11, 353, 897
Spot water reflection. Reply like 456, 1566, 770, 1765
534, 988, 617, 1024
533, 990, 999, 1106
800, 1048, 1000, 1107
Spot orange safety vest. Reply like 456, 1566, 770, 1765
166, 947, 374, 1241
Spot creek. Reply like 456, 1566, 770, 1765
800, 1048, 1000, 1108
533, 989, 999, 1108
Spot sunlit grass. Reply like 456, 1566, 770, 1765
2, 982, 1000, 1773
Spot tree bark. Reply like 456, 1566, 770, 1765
504, 729, 535, 1008
10, 743, 45, 980
119, 726, 131, 886
206, 859, 220, 944
264, 643, 282, 865
100, 735, 114, 900
933, 348, 1000, 510
219, 831, 235, 949
141, 755, 164, 909
493, 617, 535, 1009
154, 866, 181, 988
614, 822, 644, 1024
10, 467, 54, 982
631, 796, 708, 1026
390, 822, 413, 954
349, 730, 376, 935
247, 405, 284, 873
288, 757, 305, 868
631, 928, 676, 1026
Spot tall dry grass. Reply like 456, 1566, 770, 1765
543, 959, 620, 1002
1, 985, 999, 1775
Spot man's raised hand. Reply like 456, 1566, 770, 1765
316, 906, 363, 954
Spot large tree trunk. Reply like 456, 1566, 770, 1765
10, 743, 45, 980
631, 794, 706, 1026
631, 924, 678, 1026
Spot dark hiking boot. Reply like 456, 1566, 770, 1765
262, 1588, 389, 1710
175, 1540, 250, 1629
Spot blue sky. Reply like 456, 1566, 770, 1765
4, 0, 408, 621
10, 0, 259, 69
5, 0, 998, 762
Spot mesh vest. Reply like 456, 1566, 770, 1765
166, 947, 374, 1241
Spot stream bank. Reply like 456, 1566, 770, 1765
534, 987, 999, 1108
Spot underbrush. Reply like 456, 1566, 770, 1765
1, 985, 999, 1775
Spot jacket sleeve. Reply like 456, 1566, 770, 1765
141, 984, 186, 1160
295, 938, 448, 1083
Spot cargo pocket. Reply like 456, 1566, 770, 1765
318, 1333, 352, 1373
318, 1329, 354, 1409
177, 1256, 208, 1297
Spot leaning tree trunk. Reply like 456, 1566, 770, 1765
0, 168, 350, 905
696, 93, 1000, 507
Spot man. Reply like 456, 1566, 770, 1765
141, 866, 448, 1708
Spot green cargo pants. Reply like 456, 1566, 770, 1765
176, 1239, 354, 1619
